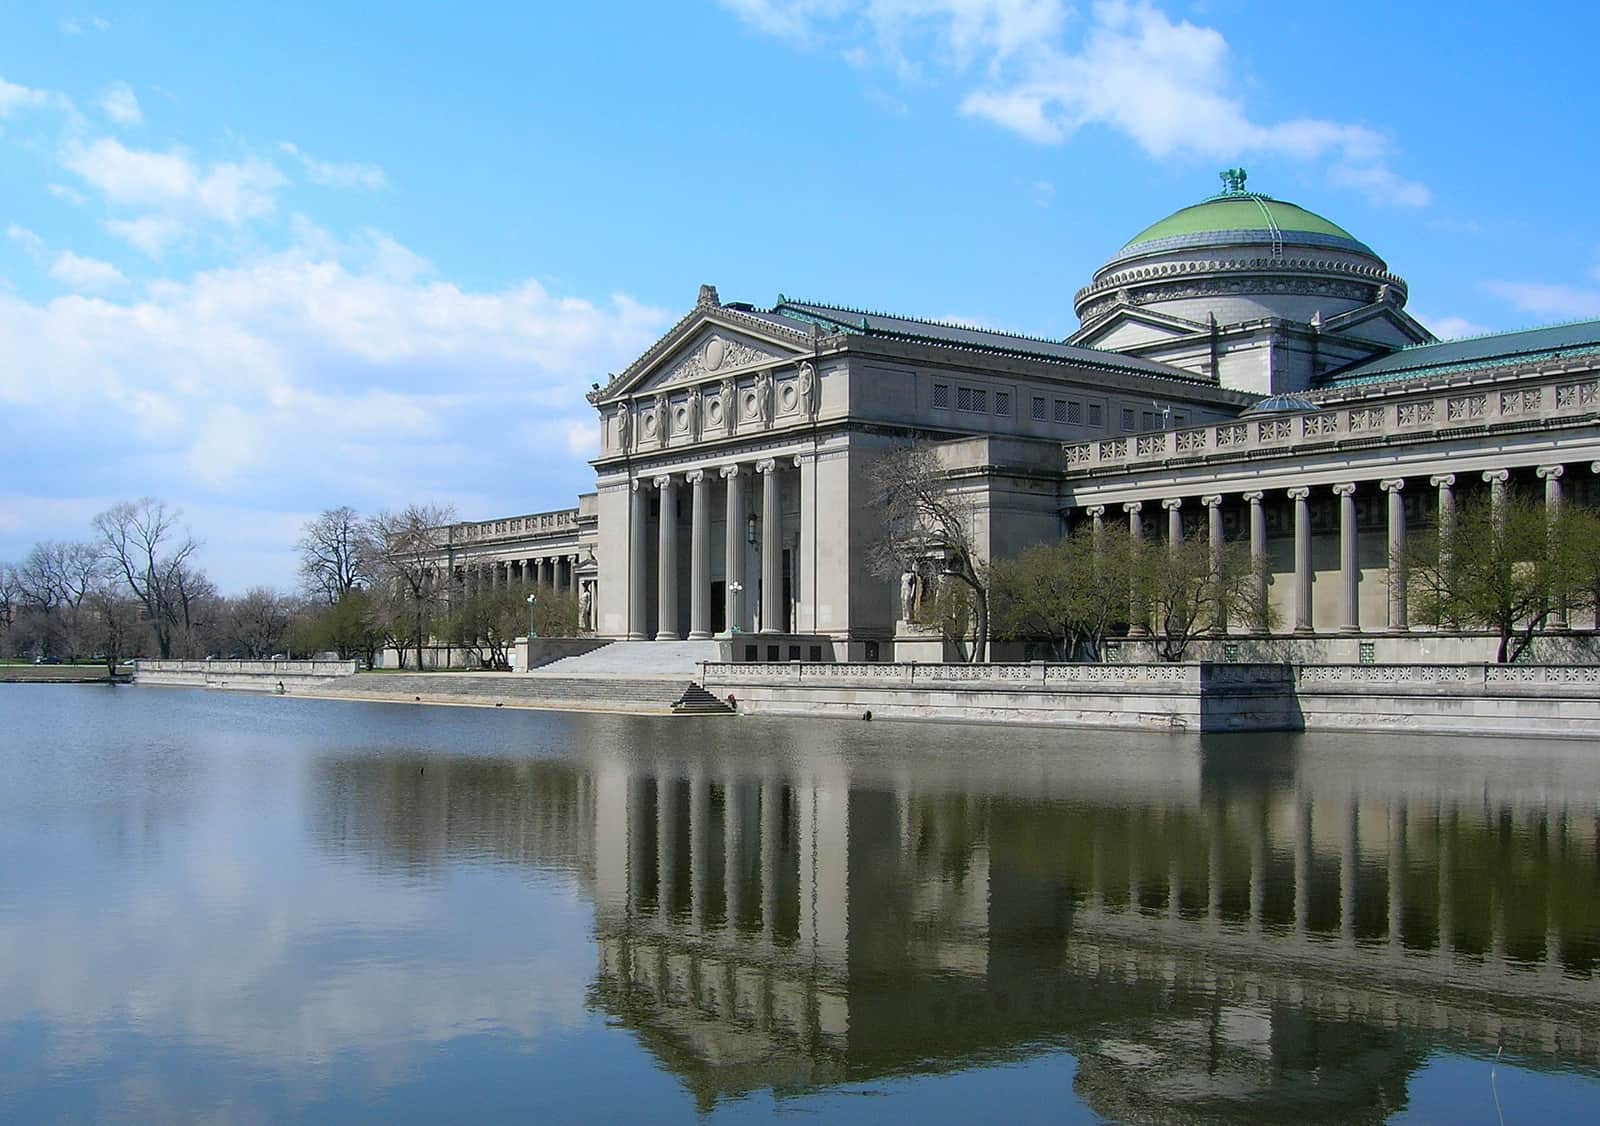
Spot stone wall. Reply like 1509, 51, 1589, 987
701, 661, 1600, 737
135, 659, 358, 691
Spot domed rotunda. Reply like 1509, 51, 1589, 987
1070, 169, 1433, 395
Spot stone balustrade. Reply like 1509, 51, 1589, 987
1064, 368, 1600, 473
137, 659, 358, 676
450, 508, 579, 543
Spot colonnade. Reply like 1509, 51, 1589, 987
454, 552, 581, 600
628, 457, 794, 641
1080, 461, 1581, 634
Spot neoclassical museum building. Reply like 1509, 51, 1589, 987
435, 174, 1600, 661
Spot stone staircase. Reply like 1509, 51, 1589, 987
671, 683, 735, 715
533, 640, 722, 678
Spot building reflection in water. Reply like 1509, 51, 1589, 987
316, 721, 1600, 1121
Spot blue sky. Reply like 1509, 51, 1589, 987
3, 0, 1598, 592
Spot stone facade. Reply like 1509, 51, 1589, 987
425, 181, 1600, 661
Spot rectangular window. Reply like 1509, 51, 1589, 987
956, 386, 987, 413
1053, 399, 1069, 424
1032, 396, 1047, 421
1067, 400, 1082, 424
993, 390, 1010, 416
1089, 403, 1103, 426
1173, 413, 1187, 428
1142, 410, 1157, 431
1121, 407, 1136, 431
932, 383, 950, 409
971, 388, 988, 412
956, 386, 974, 411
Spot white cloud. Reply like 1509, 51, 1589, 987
0, 74, 51, 117
7, 222, 46, 260
105, 214, 188, 259
1483, 281, 1600, 322
279, 141, 387, 190
719, 0, 1429, 207
0, 228, 668, 588
1412, 312, 1488, 340
61, 137, 286, 225
48, 182, 88, 205
49, 251, 127, 292
99, 81, 143, 125
60, 15, 111, 34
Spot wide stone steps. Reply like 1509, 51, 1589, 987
535, 640, 722, 677
670, 683, 735, 715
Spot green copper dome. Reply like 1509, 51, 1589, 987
1120, 193, 1365, 253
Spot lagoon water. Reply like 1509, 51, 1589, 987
3, 683, 1599, 1123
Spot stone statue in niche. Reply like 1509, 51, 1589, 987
579, 582, 594, 632
798, 362, 817, 419
653, 397, 668, 446
720, 376, 736, 432
615, 404, 632, 453
899, 570, 918, 623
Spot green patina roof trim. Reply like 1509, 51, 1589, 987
1122, 193, 1358, 250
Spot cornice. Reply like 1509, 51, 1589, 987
1073, 255, 1409, 314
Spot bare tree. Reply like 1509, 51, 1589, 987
92, 499, 202, 659
297, 506, 370, 604
0, 561, 19, 655
83, 582, 144, 677
225, 587, 295, 658
16, 541, 106, 659
869, 446, 990, 662
366, 504, 455, 671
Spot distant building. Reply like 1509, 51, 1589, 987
436, 173, 1600, 661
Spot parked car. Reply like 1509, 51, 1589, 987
34, 655, 63, 665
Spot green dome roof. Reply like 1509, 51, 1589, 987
1121, 193, 1361, 251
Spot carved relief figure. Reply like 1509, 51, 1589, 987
616, 404, 632, 453
653, 397, 668, 446
686, 386, 702, 443
719, 375, 736, 432
756, 371, 773, 427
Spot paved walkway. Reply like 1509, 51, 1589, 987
304, 671, 701, 714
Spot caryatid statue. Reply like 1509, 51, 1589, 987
798, 361, 817, 419
720, 375, 736, 431
756, 371, 773, 427
615, 404, 632, 452
579, 581, 594, 632
686, 386, 702, 442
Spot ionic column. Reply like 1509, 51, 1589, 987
757, 459, 782, 634
487, 562, 498, 592
628, 480, 649, 640
1203, 495, 1225, 633
1387, 800, 1406, 951
1288, 487, 1313, 632
760, 781, 780, 942
722, 465, 746, 634
1484, 468, 1511, 527
1339, 799, 1358, 944
655, 475, 680, 641
1381, 479, 1407, 631
1162, 497, 1183, 555
1539, 466, 1567, 628
1334, 483, 1359, 632
687, 470, 712, 639
1125, 501, 1147, 636
1244, 491, 1267, 629
689, 775, 708, 931
1431, 474, 1456, 630
1293, 798, 1312, 935
1086, 504, 1106, 541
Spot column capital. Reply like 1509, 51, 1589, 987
1537, 464, 1565, 480
720, 463, 742, 479
1592, 461, 1600, 475
1161, 497, 1183, 511
1332, 482, 1357, 497
631, 477, 649, 492
1379, 478, 1405, 493
1085, 504, 1106, 517
1242, 490, 1265, 504
653, 473, 676, 489
754, 457, 778, 474
1482, 469, 1510, 484
685, 469, 706, 485
1429, 473, 1456, 488
1201, 494, 1223, 508
1286, 486, 1311, 501
1122, 500, 1143, 514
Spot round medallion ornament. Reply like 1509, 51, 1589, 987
744, 391, 757, 417
708, 399, 723, 424
643, 413, 658, 436
703, 337, 726, 371
780, 384, 797, 410
675, 406, 687, 428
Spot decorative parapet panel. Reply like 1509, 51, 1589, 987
448, 509, 580, 545
1063, 369, 1600, 474
135, 659, 359, 677
1298, 663, 1600, 693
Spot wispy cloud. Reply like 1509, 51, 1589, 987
718, 0, 1429, 207
8, 223, 127, 293
278, 141, 387, 190
0, 74, 52, 117
99, 81, 143, 125
1483, 281, 1600, 322
60, 15, 111, 35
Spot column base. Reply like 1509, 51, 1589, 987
1338, 626, 1361, 634
625, 632, 648, 641
687, 631, 713, 641
655, 632, 681, 642
1293, 626, 1315, 635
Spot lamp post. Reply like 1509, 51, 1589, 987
728, 581, 743, 635
526, 592, 537, 639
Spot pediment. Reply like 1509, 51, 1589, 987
638, 325, 798, 393
1320, 302, 1436, 348
1071, 305, 1208, 350
593, 303, 812, 405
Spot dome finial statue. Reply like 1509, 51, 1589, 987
1220, 167, 1248, 194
